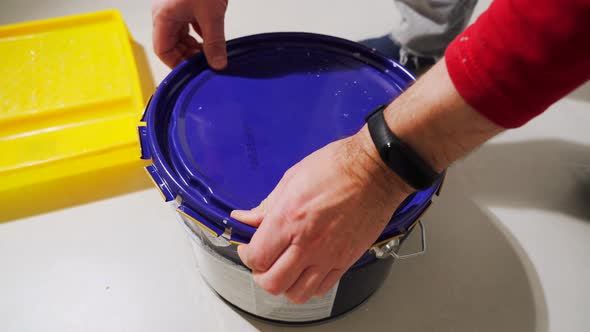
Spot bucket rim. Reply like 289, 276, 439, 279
141, 32, 442, 244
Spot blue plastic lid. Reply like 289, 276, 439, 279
142, 33, 442, 244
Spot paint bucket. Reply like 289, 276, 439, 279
139, 32, 443, 324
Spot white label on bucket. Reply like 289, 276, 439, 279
254, 283, 338, 322
190, 232, 338, 322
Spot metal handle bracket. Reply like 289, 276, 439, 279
374, 220, 426, 260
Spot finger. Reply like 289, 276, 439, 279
237, 209, 291, 272
191, 21, 203, 38
195, 11, 227, 69
179, 43, 200, 59
314, 269, 345, 298
152, 16, 186, 68
172, 25, 196, 58
252, 245, 306, 296
172, 26, 200, 61
231, 209, 263, 227
284, 266, 328, 304
231, 199, 268, 227
181, 34, 201, 50
176, 41, 199, 60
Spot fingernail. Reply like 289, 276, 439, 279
231, 209, 264, 227
230, 210, 245, 219
211, 55, 227, 69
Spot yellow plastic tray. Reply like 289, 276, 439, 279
0, 10, 148, 219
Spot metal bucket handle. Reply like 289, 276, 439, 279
373, 220, 426, 260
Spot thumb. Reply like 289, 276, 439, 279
231, 199, 268, 227
196, 10, 227, 70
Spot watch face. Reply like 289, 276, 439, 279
386, 147, 403, 172
381, 145, 394, 165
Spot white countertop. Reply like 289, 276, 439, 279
1, 1, 589, 331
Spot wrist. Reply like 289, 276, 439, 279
381, 60, 503, 173
347, 60, 503, 195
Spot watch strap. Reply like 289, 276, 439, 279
366, 105, 440, 190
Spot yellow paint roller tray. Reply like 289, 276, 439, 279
0, 10, 145, 199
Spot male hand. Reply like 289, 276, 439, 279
152, 0, 228, 69
232, 59, 504, 305
232, 128, 412, 304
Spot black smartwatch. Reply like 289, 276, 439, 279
365, 104, 441, 191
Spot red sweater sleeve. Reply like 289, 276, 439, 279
445, 0, 590, 128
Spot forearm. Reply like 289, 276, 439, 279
352, 60, 503, 191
